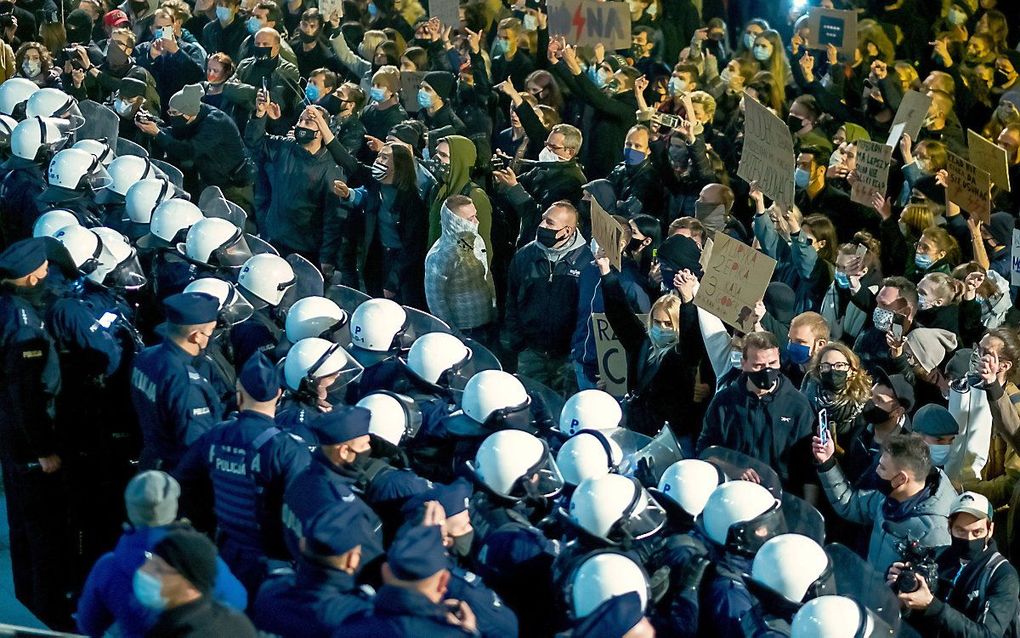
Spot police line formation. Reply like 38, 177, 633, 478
3, 0, 1020, 636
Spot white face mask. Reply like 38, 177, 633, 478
114, 98, 134, 115
645, 2, 657, 17
539, 146, 563, 163
23, 60, 41, 77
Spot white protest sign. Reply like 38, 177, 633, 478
593, 313, 629, 398
890, 90, 932, 146
547, 0, 631, 50
694, 233, 777, 333
1012, 228, 1020, 287
737, 92, 796, 213
850, 140, 893, 206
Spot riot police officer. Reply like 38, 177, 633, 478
0, 116, 69, 243
277, 337, 361, 442
183, 277, 255, 407
567, 553, 655, 638
36, 147, 110, 225
130, 291, 225, 470
231, 253, 296, 365
175, 352, 312, 596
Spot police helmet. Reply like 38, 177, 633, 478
750, 534, 833, 605
125, 178, 174, 224
54, 224, 101, 275
92, 226, 146, 289
184, 277, 255, 326
0, 77, 39, 116
33, 209, 80, 238
559, 389, 623, 435
47, 147, 112, 192
470, 429, 563, 501
356, 391, 423, 446
349, 298, 407, 352
283, 337, 352, 392
557, 429, 624, 486
569, 552, 650, 620
406, 331, 470, 385
143, 199, 203, 247
656, 459, 725, 519
791, 596, 873, 638
106, 155, 158, 196
238, 254, 296, 308
700, 481, 784, 555
0, 114, 16, 146
461, 370, 530, 425
568, 473, 666, 545
285, 296, 347, 342
181, 217, 248, 266
10, 116, 69, 161
72, 138, 114, 166
25, 88, 77, 120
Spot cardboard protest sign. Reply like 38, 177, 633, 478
590, 198, 623, 271
947, 152, 992, 223
890, 90, 932, 146
399, 71, 425, 113
429, 0, 460, 30
850, 140, 893, 206
1012, 229, 1020, 287
805, 7, 857, 57
694, 233, 777, 333
592, 313, 646, 398
968, 129, 1011, 192
737, 92, 796, 213
547, 0, 631, 50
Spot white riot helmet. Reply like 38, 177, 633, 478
700, 481, 783, 555
0, 114, 16, 145
356, 391, 423, 446
25, 88, 78, 120
569, 552, 650, 620
470, 429, 563, 501
461, 370, 529, 425
92, 226, 146, 289
559, 389, 623, 435
791, 596, 873, 638
750, 534, 833, 605
181, 217, 250, 267
54, 225, 102, 276
656, 459, 725, 519
107, 155, 158, 196
184, 277, 255, 325
0, 77, 39, 116
406, 332, 470, 385
557, 430, 624, 486
283, 337, 354, 393
349, 298, 407, 352
46, 147, 113, 192
238, 254, 295, 308
568, 473, 666, 545
141, 199, 203, 248
285, 296, 346, 342
72, 138, 114, 166
33, 209, 80, 238
125, 178, 175, 224
10, 116, 69, 161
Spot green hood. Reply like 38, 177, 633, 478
429, 135, 477, 245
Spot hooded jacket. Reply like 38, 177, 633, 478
153, 103, 249, 190
427, 135, 492, 264
424, 203, 496, 330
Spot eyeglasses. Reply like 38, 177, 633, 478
818, 362, 850, 373
544, 142, 566, 152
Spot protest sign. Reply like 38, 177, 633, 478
429, 0, 460, 30
593, 313, 645, 398
590, 197, 623, 271
850, 140, 893, 206
694, 232, 777, 332
737, 92, 796, 213
967, 129, 1011, 192
547, 0, 631, 50
1012, 229, 1020, 287
318, 0, 342, 19
890, 91, 932, 146
947, 152, 992, 223
805, 7, 857, 57
399, 71, 425, 113
885, 122, 905, 149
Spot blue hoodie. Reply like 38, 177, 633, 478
76, 525, 248, 638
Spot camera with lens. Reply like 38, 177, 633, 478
892, 534, 939, 594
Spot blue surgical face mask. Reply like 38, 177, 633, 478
834, 271, 850, 288
795, 167, 810, 188
947, 8, 966, 26
370, 87, 387, 102
786, 341, 812, 365
494, 38, 511, 55
624, 148, 646, 166
246, 15, 261, 34
417, 88, 433, 109
215, 5, 233, 22
668, 77, 686, 96
304, 84, 320, 102
753, 44, 772, 61
928, 443, 951, 466
915, 252, 933, 270
873, 307, 894, 332
917, 293, 933, 310
743, 32, 756, 51
133, 569, 166, 610
649, 324, 678, 348
729, 350, 743, 369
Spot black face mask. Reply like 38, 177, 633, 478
168, 114, 189, 131
347, 449, 372, 472
254, 46, 274, 60
299, 30, 318, 43
536, 226, 564, 248
820, 369, 848, 392
861, 400, 891, 424
996, 69, 1012, 87
12, 281, 50, 308
866, 95, 885, 116
293, 126, 317, 145
627, 237, 646, 254
786, 115, 803, 134
950, 534, 988, 561
747, 367, 780, 390
450, 530, 474, 557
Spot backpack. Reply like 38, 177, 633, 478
976, 552, 1020, 638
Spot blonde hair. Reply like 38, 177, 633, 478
807, 342, 872, 405
920, 271, 966, 305
899, 203, 935, 238
358, 29, 388, 61
646, 293, 681, 334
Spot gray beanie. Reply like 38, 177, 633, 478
905, 328, 958, 373
168, 83, 205, 117
125, 471, 180, 527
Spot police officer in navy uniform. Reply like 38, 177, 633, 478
336, 524, 481, 637
252, 500, 379, 637
130, 291, 225, 470
281, 406, 384, 563
175, 351, 312, 596
0, 238, 75, 630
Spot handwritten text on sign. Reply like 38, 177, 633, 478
592, 313, 647, 398
547, 0, 631, 50
737, 92, 795, 212
694, 232, 777, 333
947, 152, 992, 223
850, 140, 893, 206
1012, 229, 1020, 287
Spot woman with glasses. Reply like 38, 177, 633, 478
802, 342, 873, 455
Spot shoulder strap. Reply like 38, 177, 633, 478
976, 552, 1008, 622
252, 426, 282, 451
360, 458, 394, 483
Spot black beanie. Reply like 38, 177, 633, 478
423, 71, 455, 99
657, 234, 704, 279
152, 529, 218, 595
65, 9, 94, 45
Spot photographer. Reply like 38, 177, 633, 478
887, 491, 1020, 638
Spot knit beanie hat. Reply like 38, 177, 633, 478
905, 327, 958, 373
422, 71, 454, 98
168, 83, 205, 117
125, 471, 180, 527
152, 529, 218, 595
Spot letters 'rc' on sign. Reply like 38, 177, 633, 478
737, 92, 796, 214
547, 0, 631, 50
694, 232, 777, 333
592, 312, 647, 398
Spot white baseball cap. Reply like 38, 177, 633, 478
950, 491, 993, 521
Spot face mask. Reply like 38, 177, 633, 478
645, 2, 657, 17
928, 443, 951, 466
294, 126, 317, 145
451, 530, 474, 557
538, 147, 562, 162
215, 5, 233, 22
915, 252, 933, 270
246, 16, 261, 33
371, 160, 387, 180
743, 32, 756, 50
300, 29, 318, 43
304, 84, 320, 102
828, 150, 844, 168
668, 77, 686, 96
795, 167, 810, 189
114, 98, 135, 116
861, 400, 891, 424
786, 343, 812, 366
168, 114, 189, 130
834, 271, 850, 288
22, 60, 40, 77
947, 8, 966, 25
719, 68, 733, 85
820, 369, 849, 392
536, 226, 564, 248
649, 324, 678, 348
996, 70, 1012, 87
873, 307, 894, 332
747, 367, 780, 390
787, 115, 804, 134
493, 38, 511, 55
623, 148, 646, 166
950, 534, 988, 561
254, 45, 273, 60
370, 87, 387, 102
522, 14, 537, 31
133, 570, 166, 610
592, 69, 608, 89
669, 144, 689, 169
753, 45, 772, 62
729, 350, 743, 369
627, 237, 646, 253
917, 293, 933, 310
417, 89, 433, 110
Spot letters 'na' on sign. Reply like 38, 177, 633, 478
547, 0, 631, 50
694, 232, 777, 333
737, 92, 795, 214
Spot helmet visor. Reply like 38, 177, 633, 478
220, 284, 255, 325
509, 442, 564, 500
609, 481, 668, 543
211, 229, 253, 267
104, 250, 147, 289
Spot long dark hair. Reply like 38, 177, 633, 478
390, 144, 417, 192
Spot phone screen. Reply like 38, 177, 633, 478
855, 244, 867, 259
891, 322, 903, 340
817, 409, 829, 445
